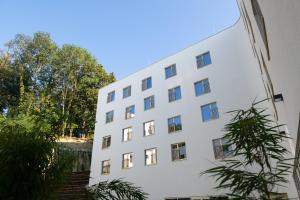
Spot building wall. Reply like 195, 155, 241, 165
89, 1, 300, 198
237, 0, 300, 196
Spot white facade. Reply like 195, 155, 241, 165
90, 1, 300, 199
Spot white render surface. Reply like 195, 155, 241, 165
90, 2, 300, 198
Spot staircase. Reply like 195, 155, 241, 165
56, 171, 90, 200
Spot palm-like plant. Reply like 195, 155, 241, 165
202, 100, 293, 199
87, 179, 148, 200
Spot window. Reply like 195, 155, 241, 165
144, 120, 155, 136
122, 153, 133, 169
168, 86, 181, 102
144, 95, 155, 110
165, 64, 177, 79
168, 116, 182, 133
122, 127, 132, 142
212, 137, 233, 159
101, 160, 110, 174
142, 77, 152, 91
194, 79, 210, 96
107, 91, 115, 103
201, 102, 219, 122
102, 135, 111, 149
125, 105, 135, 119
105, 110, 114, 123
171, 142, 186, 161
145, 148, 157, 165
251, 0, 270, 59
196, 52, 211, 68
123, 86, 131, 98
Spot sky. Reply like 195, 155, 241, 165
0, 0, 240, 80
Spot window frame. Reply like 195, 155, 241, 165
125, 105, 135, 120
168, 86, 182, 102
194, 78, 211, 96
212, 137, 234, 160
142, 77, 152, 91
107, 90, 115, 103
122, 127, 133, 142
168, 115, 182, 133
105, 110, 114, 123
143, 120, 155, 136
102, 135, 111, 149
165, 64, 177, 79
196, 51, 212, 68
122, 152, 133, 169
171, 142, 187, 161
101, 160, 110, 175
201, 102, 219, 122
123, 85, 131, 99
145, 148, 157, 166
144, 95, 155, 111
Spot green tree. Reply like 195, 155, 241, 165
87, 179, 148, 200
1, 32, 115, 137
0, 115, 74, 200
202, 101, 293, 200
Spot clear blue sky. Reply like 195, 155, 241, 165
0, 0, 240, 80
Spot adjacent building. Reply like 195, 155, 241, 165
89, 0, 300, 199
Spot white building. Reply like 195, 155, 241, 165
89, 0, 300, 199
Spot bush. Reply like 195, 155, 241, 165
0, 116, 74, 200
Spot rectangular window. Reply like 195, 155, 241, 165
201, 102, 219, 122
107, 91, 115, 103
122, 127, 132, 142
194, 79, 210, 96
142, 77, 152, 91
165, 64, 177, 79
196, 52, 211, 68
144, 95, 155, 110
125, 105, 135, 119
168, 116, 182, 133
102, 135, 111, 149
105, 110, 114, 123
212, 137, 233, 159
122, 153, 133, 169
168, 86, 181, 102
171, 142, 186, 161
123, 86, 131, 98
101, 160, 110, 175
144, 120, 155, 136
145, 148, 157, 165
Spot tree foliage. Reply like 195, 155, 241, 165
87, 179, 148, 200
0, 116, 75, 200
0, 32, 115, 137
202, 100, 293, 200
